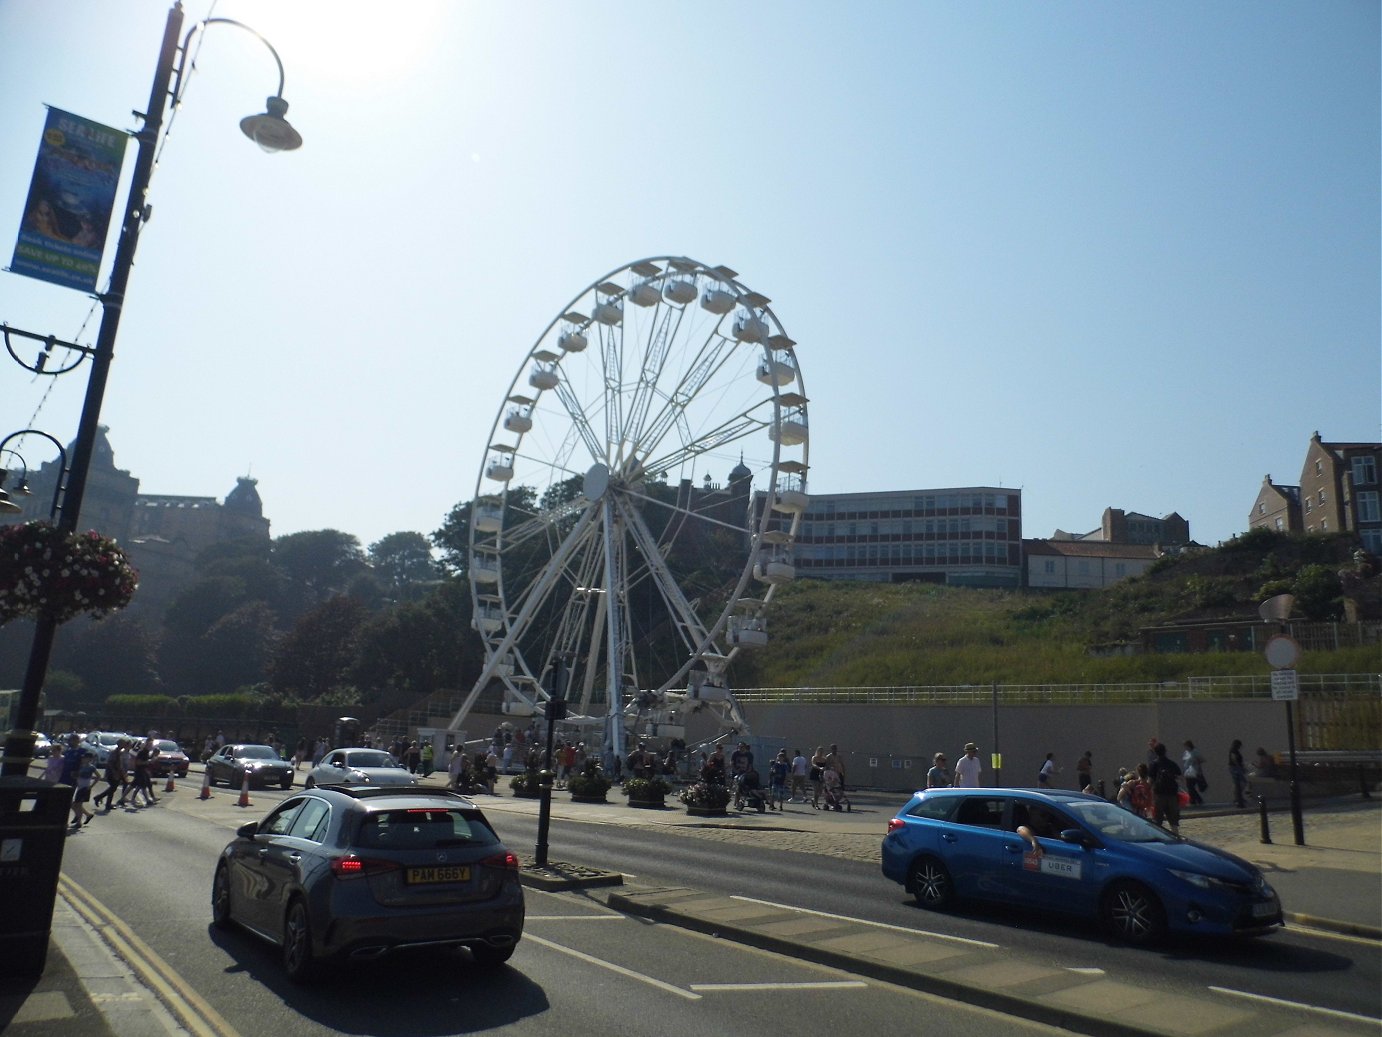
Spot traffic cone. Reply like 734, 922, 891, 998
165, 772, 176, 793
237, 772, 252, 808
199, 769, 213, 800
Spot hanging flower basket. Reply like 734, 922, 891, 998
0, 522, 138, 624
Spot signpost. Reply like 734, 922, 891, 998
1259, 596, 1305, 845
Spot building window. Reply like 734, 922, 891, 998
1352, 456, 1377, 485
1257, 502, 1266, 515
1315, 458, 1323, 475
1359, 492, 1380, 523
1318, 490, 1326, 505
1274, 517, 1284, 530
1304, 498, 1312, 513
1362, 529, 1382, 554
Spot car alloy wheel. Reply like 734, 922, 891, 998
1102, 881, 1166, 944
282, 900, 317, 983
910, 856, 954, 909
211, 865, 232, 929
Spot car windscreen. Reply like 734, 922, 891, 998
353, 808, 499, 850
155, 740, 180, 753
237, 746, 278, 760
1066, 800, 1178, 843
345, 751, 400, 769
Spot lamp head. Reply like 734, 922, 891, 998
240, 96, 302, 152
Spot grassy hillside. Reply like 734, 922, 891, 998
728, 531, 1379, 688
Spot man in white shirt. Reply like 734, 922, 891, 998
789, 749, 808, 802
953, 742, 983, 788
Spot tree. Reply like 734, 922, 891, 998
269, 595, 369, 700
199, 602, 280, 694
52, 614, 161, 700
272, 530, 367, 619
1293, 564, 1343, 620
369, 531, 442, 601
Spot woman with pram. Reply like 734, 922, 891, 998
734, 766, 768, 812
820, 762, 851, 811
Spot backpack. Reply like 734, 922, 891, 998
1153, 761, 1181, 796
1130, 780, 1152, 813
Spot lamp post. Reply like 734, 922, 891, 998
1, 2, 300, 777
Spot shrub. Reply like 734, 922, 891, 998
622, 777, 670, 801
566, 759, 611, 796
678, 780, 730, 808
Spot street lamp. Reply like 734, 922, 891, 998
1, 2, 301, 777
0, 430, 68, 520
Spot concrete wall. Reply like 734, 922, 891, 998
745, 698, 1286, 794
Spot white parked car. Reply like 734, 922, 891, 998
305, 747, 418, 788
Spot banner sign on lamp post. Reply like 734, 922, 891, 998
10, 107, 126, 292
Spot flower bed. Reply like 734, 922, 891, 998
0, 522, 138, 624
678, 780, 730, 813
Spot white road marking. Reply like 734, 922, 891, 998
1067, 967, 1105, 975
524, 934, 701, 1000
525, 914, 625, 921
1208, 985, 1382, 1027
690, 981, 869, 992
1286, 923, 1382, 948
729, 895, 1001, 948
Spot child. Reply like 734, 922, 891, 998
768, 749, 789, 810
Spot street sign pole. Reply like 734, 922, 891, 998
1261, 599, 1306, 847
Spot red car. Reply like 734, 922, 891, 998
149, 739, 191, 778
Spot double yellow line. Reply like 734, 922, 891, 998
58, 875, 242, 1037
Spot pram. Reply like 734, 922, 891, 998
734, 771, 768, 813
821, 771, 851, 812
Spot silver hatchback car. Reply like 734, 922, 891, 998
212, 786, 525, 981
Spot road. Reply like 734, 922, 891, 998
52, 781, 1380, 1036
54, 793, 1073, 1037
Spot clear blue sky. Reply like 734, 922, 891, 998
2, 1, 1377, 551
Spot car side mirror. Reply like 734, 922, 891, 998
1060, 828, 1095, 849
237, 820, 260, 838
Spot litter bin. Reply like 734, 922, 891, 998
0, 775, 75, 977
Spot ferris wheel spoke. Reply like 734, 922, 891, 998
615, 494, 714, 657
641, 409, 772, 480
551, 377, 606, 465
623, 307, 683, 458
630, 331, 741, 462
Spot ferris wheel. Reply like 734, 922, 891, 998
447, 257, 809, 756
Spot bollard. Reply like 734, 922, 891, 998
1258, 797, 1271, 845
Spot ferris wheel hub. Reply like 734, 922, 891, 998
584, 463, 610, 500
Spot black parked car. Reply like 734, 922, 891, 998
206, 744, 294, 790
212, 785, 525, 982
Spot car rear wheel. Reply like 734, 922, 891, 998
471, 943, 516, 966
211, 865, 232, 929
909, 856, 954, 909
1101, 880, 1166, 944
282, 900, 317, 983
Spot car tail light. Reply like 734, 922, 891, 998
330, 855, 401, 879
479, 851, 521, 871
886, 818, 906, 834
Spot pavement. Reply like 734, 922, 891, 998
3, 765, 1378, 1037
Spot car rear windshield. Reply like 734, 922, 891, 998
353, 808, 499, 850
345, 751, 400, 769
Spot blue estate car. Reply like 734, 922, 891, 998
881, 788, 1282, 944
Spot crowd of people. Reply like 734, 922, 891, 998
42, 731, 167, 828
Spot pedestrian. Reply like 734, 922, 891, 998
93, 739, 126, 811
954, 742, 982, 788
926, 752, 950, 788
768, 749, 789, 810
809, 745, 830, 808
421, 741, 434, 776
730, 742, 753, 785
826, 743, 847, 794
789, 748, 808, 802
1075, 751, 1093, 792
214, 730, 227, 750
131, 737, 158, 806
1149, 743, 1183, 835
312, 737, 328, 767
1146, 737, 1162, 769
1228, 739, 1249, 808
1182, 740, 1206, 805
1118, 764, 1153, 818
70, 751, 98, 827
403, 740, 421, 773
1038, 753, 1056, 788
294, 736, 308, 770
